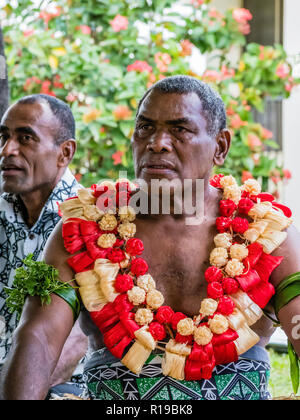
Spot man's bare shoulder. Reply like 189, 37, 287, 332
43, 220, 75, 283
270, 224, 300, 288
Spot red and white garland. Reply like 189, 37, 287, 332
60, 175, 292, 381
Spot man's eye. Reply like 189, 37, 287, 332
173, 126, 187, 134
19, 134, 32, 143
0, 134, 9, 145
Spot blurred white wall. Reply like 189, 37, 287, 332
282, 0, 300, 229
210, 0, 242, 12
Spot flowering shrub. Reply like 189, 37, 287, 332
2, 0, 299, 189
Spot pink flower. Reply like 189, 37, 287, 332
283, 169, 292, 179
242, 171, 254, 183
76, 25, 92, 35
262, 128, 273, 139
238, 22, 251, 35
180, 39, 194, 57
23, 29, 35, 37
154, 52, 172, 73
247, 133, 262, 150
191, 0, 205, 6
221, 65, 235, 79
112, 151, 124, 166
229, 114, 247, 129
127, 60, 153, 73
232, 8, 253, 23
110, 15, 128, 32
276, 63, 290, 79
202, 70, 221, 83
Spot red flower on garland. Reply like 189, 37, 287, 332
217, 296, 235, 315
115, 274, 134, 293
220, 199, 237, 217
149, 322, 166, 341
130, 258, 148, 276
216, 217, 232, 233
222, 277, 239, 295
210, 174, 224, 188
205, 266, 223, 283
238, 198, 254, 215
126, 238, 144, 256
207, 281, 224, 299
156, 306, 174, 324
107, 248, 126, 263
232, 217, 249, 234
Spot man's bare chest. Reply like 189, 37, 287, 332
135, 219, 216, 316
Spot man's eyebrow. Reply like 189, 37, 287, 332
15, 126, 39, 139
136, 115, 156, 123
0, 125, 9, 132
165, 117, 194, 125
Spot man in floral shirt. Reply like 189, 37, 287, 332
0, 94, 87, 391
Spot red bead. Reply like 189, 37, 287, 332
231, 217, 249, 234
222, 277, 239, 294
220, 199, 237, 217
205, 266, 223, 283
207, 281, 224, 299
238, 198, 254, 215
216, 217, 232, 233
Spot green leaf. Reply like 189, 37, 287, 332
288, 341, 300, 394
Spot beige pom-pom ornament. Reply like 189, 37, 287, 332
177, 318, 195, 336
208, 314, 229, 335
230, 244, 249, 261
223, 185, 241, 204
214, 233, 232, 249
99, 214, 118, 231
210, 247, 228, 268
225, 259, 244, 277
220, 175, 238, 189
118, 206, 136, 222
242, 179, 261, 196
194, 325, 213, 346
118, 222, 136, 239
200, 298, 218, 317
146, 289, 164, 309
127, 286, 146, 306
97, 233, 116, 248
135, 308, 154, 326
137, 274, 156, 292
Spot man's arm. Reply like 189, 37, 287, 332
0, 221, 77, 400
270, 225, 300, 357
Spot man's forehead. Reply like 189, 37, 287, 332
1, 101, 56, 131
137, 90, 206, 126
138, 90, 203, 119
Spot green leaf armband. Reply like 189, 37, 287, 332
53, 286, 81, 322
273, 272, 300, 394
274, 272, 300, 317
5, 254, 81, 322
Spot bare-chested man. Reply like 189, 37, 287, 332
1, 76, 300, 400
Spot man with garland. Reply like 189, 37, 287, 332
0, 94, 88, 396
1, 76, 300, 400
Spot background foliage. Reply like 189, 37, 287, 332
1, 0, 299, 189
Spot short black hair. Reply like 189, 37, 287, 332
137, 75, 227, 137
17, 94, 76, 144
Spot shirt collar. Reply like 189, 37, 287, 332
0, 167, 80, 220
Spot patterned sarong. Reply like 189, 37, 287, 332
83, 348, 271, 400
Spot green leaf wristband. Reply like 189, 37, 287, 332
273, 272, 300, 394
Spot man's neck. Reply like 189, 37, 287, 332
135, 179, 219, 223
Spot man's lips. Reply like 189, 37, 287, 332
0, 164, 24, 176
141, 161, 176, 174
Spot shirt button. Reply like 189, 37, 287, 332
29, 233, 35, 240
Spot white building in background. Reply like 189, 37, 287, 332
210, 0, 300, 229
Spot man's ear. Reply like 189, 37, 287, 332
213, 129, 231, 167
57, 139, 76, 167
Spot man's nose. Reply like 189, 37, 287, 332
147, 129, 173, 153
0, 138, 19, 157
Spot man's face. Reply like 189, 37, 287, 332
0, 101, 62, 195
132, 91, 218, 186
